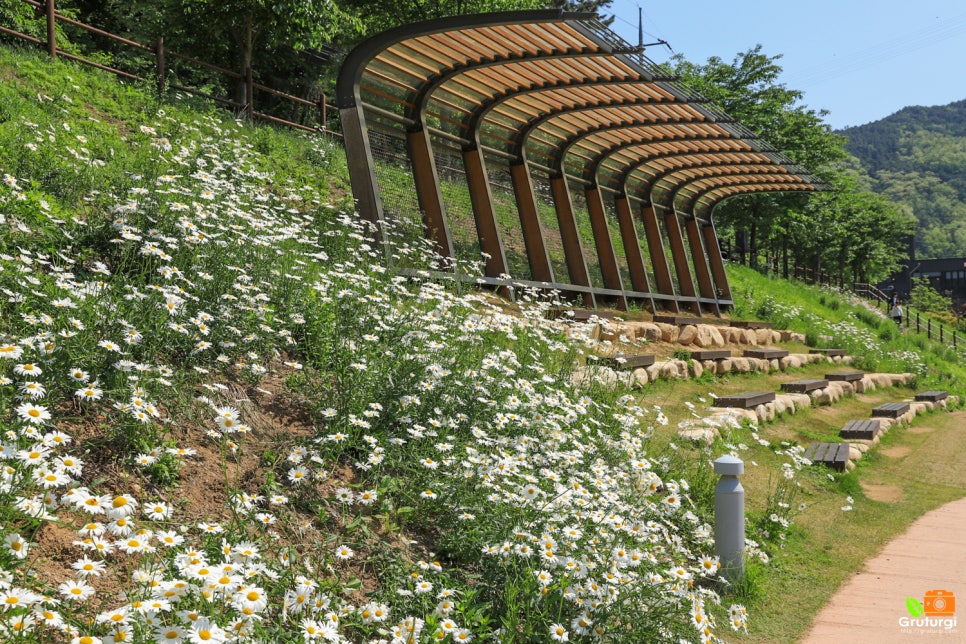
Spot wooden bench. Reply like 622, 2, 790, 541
839, 419, 881, 440
564, 309, 615, 323
712, 391, 776, 409
825, 371, 864, 383
743, 348, 789, 360
871, 402, 910, 419
804, 442, 850, 471
729, 320, 773, 329
653, 314, 704, 326
689, 349, 731, 361
915, 391, 948, 403
781, 379, 829, 394
598, 354, 655, 370
809, 348, 847, 357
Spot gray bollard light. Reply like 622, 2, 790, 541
713, 455, 745, 582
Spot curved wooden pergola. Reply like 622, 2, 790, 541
336, 10, 819, 314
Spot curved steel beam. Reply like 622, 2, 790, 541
515, 98, 722, 164
683, 178, 814, 216
692, 184, 817, 220
655, 164, 792, 217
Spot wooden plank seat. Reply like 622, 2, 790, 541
804, 442, 850, 471
915, 390, 948, 402
565, 309, 615, 323
781, 378, 829, 394
839, 419, 881, 440
826, 371, 864, 382
809, 348, 847, 357
653, 314, 704, 326
729, 320, 774, 329
743, 348, 789, 360
598, 353, 655, 370
871, 402, 910, 419
713, 391, 776, 408
689, 349, 732, 361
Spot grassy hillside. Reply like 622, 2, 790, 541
1, 45, 964, 644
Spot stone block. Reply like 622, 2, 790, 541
677, 324, 698, 345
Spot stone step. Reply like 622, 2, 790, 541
871, 402, 911, 419
825, 371, 864, 383
809, 348, 847, 357
598, 353, 655, 370
839, 419, 881, 440
713, 391, 776, 409
743, 348, 789, 360
915, 390, 948, 403
781, 378, 829, 394
804, 442, 850, 471
689, 349, 732, 361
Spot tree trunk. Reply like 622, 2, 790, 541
234, 16, 254, 107
782, 233, 789, 278
750, 219, 758, 270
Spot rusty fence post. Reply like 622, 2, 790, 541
46, 0, 56, 58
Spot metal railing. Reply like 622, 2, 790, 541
853, 282, 963, 352
3, 0, 339, 135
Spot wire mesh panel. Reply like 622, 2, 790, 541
629, 199, 659, 292
368, 129, 429, 269
530, 170, 569, 285
431, 137, 483, 272
567, 179, 605, 289
487, 164, 532, 280
656, 209, 683, 293
602, 196, 633, 291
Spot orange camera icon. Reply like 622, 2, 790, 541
924, 590, 956, 617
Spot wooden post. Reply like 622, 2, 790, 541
155, 37, 165, 98
245, 66, 254, 120
46, 0, 56, 59
318, 96, 326, 130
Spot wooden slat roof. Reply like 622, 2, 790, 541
337, 9, 818, 216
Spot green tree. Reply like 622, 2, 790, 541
665, 47, 871, 278
547, 0, 615, 25
665, 46, 916, 286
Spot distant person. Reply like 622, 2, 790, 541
890, 299, 903, 328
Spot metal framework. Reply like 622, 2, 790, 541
336, 10, 819, 313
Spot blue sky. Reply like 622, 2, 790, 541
604, 0, 966, 130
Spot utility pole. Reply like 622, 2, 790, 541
638, 5, 644, 64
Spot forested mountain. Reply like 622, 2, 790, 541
840, 100, 966, 259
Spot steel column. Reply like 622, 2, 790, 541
585, 185, 627, 310
615, 196, 653, 311
407, 128, 455, 261
340, 105, 388, 254
703, 221, 732, 304
662, 208, 700, 315
462, 144, 509, 278
550, 176, 595, 307
684, 215, 719, 315
510, 163, 555, 283
640, 205, 678, 313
